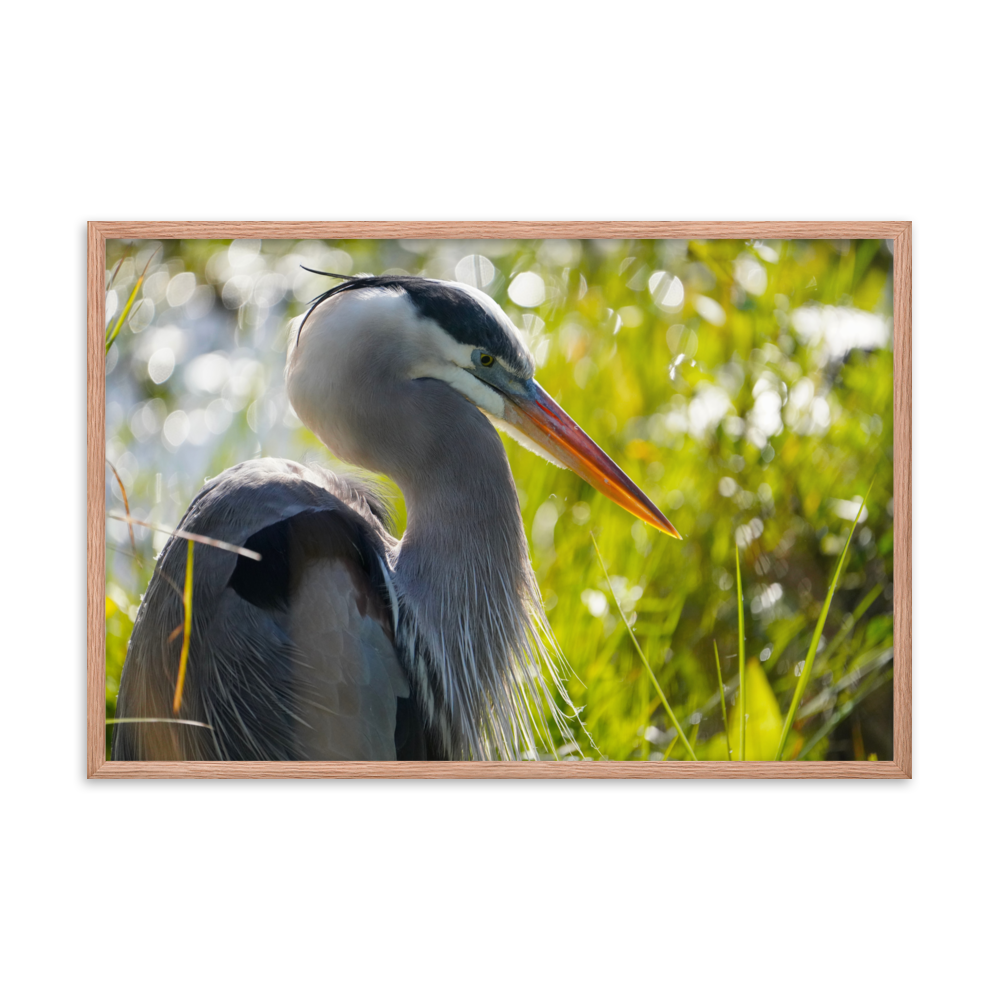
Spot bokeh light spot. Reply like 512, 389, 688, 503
229, 239, 261, 268
166, 272, 197, 308
649, 271, 685, 311
581, 589, 608, 617
162, 410, 190, 448
455, 255, 496, 290
147, 348, 175, 384
694, 295, 726, 326
508, 271, 546, 308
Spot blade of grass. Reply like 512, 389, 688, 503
107, 717, 213, 730
821, 583, 882, 664
714, 640, 732, 760
797, 645, 893, 722
735, 544, 746, 761
108, 513, 262, 560
105, 459, 138, 562
106, 254, 125, 292
172, 539, 195, 715
797, 667, 892, 759
852, 716, 866, 762
774, 482, 873, 760
105, 253, 152, 353
592, 533, 696, 762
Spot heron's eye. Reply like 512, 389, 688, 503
480, 354, 494, 367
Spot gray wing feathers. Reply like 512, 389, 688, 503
291, 560, 408, 760
113, 458, 407, 762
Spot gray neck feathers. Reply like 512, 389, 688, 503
387, 381, 571, 760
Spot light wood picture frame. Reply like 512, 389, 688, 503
88, 221, 911, 779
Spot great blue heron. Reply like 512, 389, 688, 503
113, 273, 679, 761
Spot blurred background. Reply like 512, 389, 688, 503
105, 237, 894, 762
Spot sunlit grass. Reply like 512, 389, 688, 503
774, 483, 872, 760
735, 544, 746, 761
713, 641, 732, 760
108, 717, 213, 730
105, 253, 151, 354
593, 533, 696, 761
171, 539, 195, 715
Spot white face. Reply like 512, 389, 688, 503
406, 316, 506, 419
394, 291, 565, 467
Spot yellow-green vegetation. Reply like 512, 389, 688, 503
105, 237, 894, 761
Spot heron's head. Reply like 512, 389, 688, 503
287, 273, 679, 538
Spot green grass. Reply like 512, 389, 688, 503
713, 640, 732, 760
105, 253, 151, 353
593, 533, 696, 761
774, 483, 872, 760
736, 545, 746, 761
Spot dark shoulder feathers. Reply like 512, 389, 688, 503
111, 459, 429, 762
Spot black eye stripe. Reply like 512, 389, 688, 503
299, 271, 534, 377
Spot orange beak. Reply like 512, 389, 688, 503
504, 380, 681, 539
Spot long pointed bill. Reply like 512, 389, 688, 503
504, 381, 681, 539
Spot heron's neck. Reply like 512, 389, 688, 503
389, 393, 539, 759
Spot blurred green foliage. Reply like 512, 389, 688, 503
105, 236, 894, 761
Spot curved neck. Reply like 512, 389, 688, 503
387, 382, 538, 759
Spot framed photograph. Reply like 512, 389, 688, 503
87, 222, 911, 778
